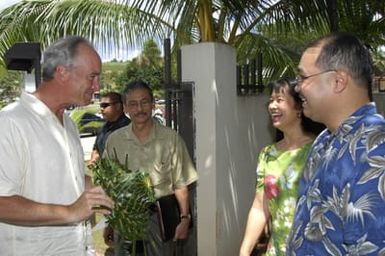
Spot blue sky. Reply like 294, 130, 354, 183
0, 0, 20, 10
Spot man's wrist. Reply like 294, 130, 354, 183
180, 214, 191, 221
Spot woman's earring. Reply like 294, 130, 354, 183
297, 112, 302, 118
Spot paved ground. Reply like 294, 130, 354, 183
81, 135, 108, 255
80, 135, 96, 161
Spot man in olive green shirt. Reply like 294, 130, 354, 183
103, 80, 198, 256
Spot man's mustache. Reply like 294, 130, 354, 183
134, 112, 148, 117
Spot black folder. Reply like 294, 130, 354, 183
156, 194, 193, 242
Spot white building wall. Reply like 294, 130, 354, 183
181, 43, 273, 255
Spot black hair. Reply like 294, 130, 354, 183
268, 78, 325, 141
122, 80, 154, 104
306, 32, 373, 100
101, 92, 123, 104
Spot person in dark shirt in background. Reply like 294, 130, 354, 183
87, 92, 130, 168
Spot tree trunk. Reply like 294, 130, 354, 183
326, 0, 339, 32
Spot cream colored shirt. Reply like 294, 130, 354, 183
0, 92, 90, 256
104, 122, 198, 198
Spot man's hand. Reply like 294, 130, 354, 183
103, 225, 114, 246
87, 149, 100, 169
68, 186, 114, 223
86, 160, 96, 169
173, 217, 190, 241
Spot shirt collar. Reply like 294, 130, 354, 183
333, 102, 376, 139
20, 91, 53, 118
125, 120, 161, 145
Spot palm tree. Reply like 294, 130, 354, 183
330, 0, 385, 49
0, 0, 383, 81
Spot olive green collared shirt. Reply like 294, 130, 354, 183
104, 122, 198, 198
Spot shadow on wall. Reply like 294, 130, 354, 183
216, 93, 273, 253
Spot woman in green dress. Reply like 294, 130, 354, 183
240, 79, 324, 256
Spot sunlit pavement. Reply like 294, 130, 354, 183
80, 135, 96, 161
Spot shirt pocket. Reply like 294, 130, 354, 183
150, 153, 173, 188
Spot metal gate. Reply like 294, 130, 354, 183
164, 83, 195, 161
163, 39, 197, 256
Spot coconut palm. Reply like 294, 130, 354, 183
335, 0, 385, 49
0, 0, 331, 81
0, 0, 383, 81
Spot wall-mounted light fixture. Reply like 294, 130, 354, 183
4, 42, 41, 90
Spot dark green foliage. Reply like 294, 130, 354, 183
117, 61, 164, 93
92, 157, 156, 241
116, 39, 165, 99
69, 105, 104, 135
0, 70, 22, 109
100, 61, 129, 92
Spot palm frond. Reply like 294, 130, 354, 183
0, 0, 174, 63
92, 157, 156, 241
0, 0, 383, 82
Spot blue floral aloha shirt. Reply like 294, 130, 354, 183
286, 103, 385, 255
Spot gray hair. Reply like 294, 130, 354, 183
42, 36, 94, 81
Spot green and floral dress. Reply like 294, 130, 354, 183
255, 142, 312, 255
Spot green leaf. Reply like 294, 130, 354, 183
92, 158, 156, 241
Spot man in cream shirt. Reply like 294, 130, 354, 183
0, 36, 114, 255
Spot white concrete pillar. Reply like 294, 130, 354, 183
181, 43, 273, 255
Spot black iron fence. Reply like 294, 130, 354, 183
236, 52, 265, 96
162, 39, 197, 255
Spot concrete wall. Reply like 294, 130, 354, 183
181, 43, 273, 255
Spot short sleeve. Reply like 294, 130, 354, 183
0, 117, 28, 196
172, 133, 198, 188
255, 146, 268, 193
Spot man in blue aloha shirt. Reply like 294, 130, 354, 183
286, 33, 385, 255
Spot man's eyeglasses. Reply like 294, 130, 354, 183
99, 102, 118, 108
296, 70, 336, 85
127, 99, 152, 109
